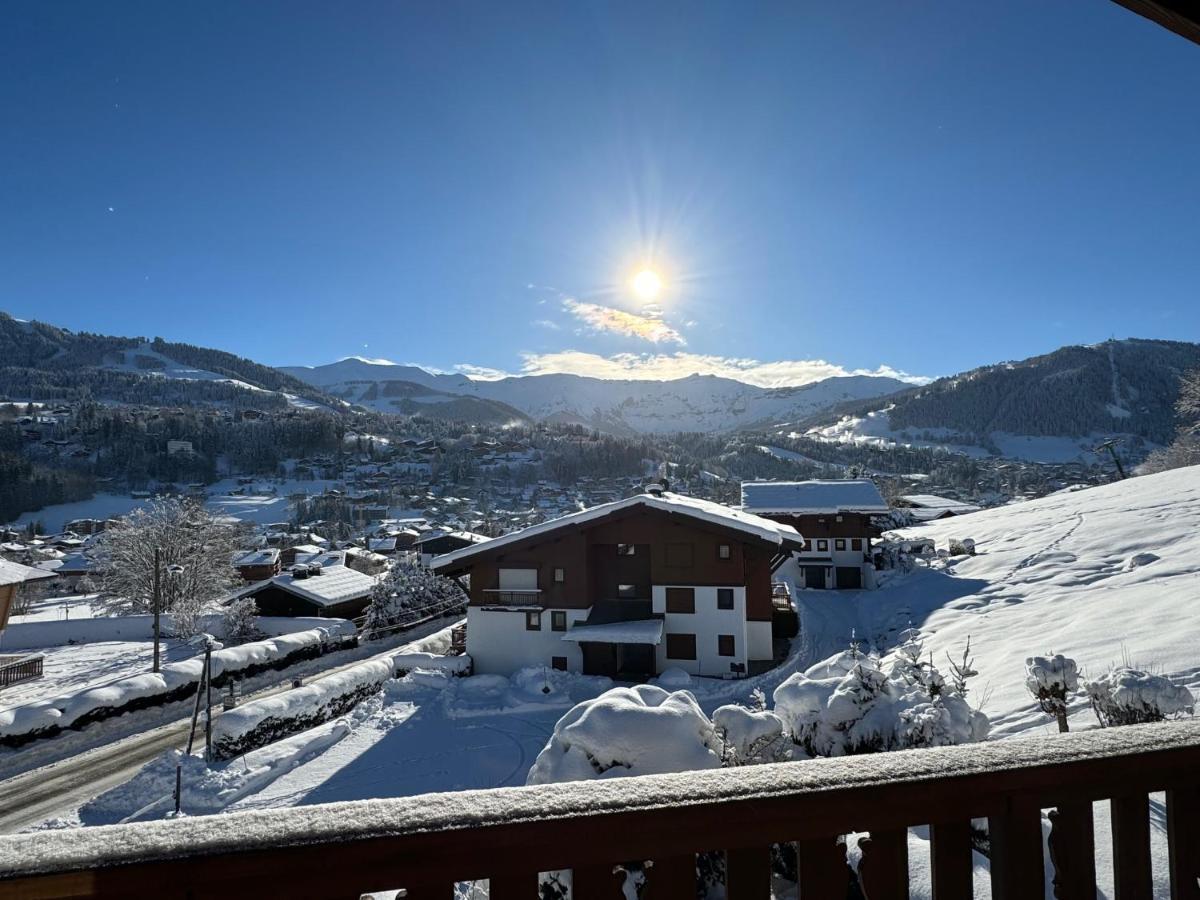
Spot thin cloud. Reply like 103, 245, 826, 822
563, 299, 686, 345
510, 350, 932, 388
532, 319, 561, 331
454, 363, 509, 380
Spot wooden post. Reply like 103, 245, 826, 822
152, 547, 161, 673
858, 829, 908, 900
989, 800, 1044, 900
1111, 794, 1152, 900
796, 836, 848, 898
929, 821, 972, 899
1048, 803, 1095, 900
1167, 787, 1200, 900
204, 643, 213, 762
726, 846, 771, 900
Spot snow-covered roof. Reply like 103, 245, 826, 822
740, 480, 889, 515
561, 619, 664, 645
432, 491, 802, 572
0, 558, 55, 586
417, 529, 490, 546
236, 565, 376, 608
899, 494, 981, 512
235, 548, 280, 567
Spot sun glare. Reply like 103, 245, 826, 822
632, 269, 662, 300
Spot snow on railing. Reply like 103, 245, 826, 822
1, 719, 1199, 898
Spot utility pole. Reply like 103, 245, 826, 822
1094, 439, 1127, 480
152, 547, 161, 672
204, 641, 213, 762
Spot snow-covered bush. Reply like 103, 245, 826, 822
391, 651, 472, 677
1084, 666, 1195, 727
526, 685, 721, 784
362, 560, 464, 639
947, 537, 975, 557
1024, 654, 1079, 732
774, 636, 988, 757
222, 597, 262, 644
712, 704, 790, 765
212, 658, 392, 758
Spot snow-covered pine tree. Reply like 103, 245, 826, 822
362, 560, 463, 639
1024, 654, 1079, 733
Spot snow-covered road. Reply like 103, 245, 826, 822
0, 616, 462, 833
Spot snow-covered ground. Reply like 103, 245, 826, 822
7, 593, 95, 625
0, 639, 200, 709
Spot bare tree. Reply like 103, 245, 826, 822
1177, 368, 1200, 434
93, 499, 239, 637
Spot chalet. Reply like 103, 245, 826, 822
233, 548, 282, 582
432, 490, 803, 679
231, 563, 376, 620
740, 479, 890, 590
0, 558, 55, 630
416, 529, 489, 566
896, 494, 982, 522
166, 440, 194, 457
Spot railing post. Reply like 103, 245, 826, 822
573, 863, 625, 900
1048, 802, 1096, 900
929, 821, 972, 899
989, 799, 1044, 900
1111, 794, 1153, 900
857, 829, 908, 900
796, 836, 849, 899
726, 846, 771, 900
644, 854, 696, 900
489, 872, 540, 900
1167, 787, 1200, 900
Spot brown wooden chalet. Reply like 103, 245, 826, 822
432, 489, 803, 679
740, 480, 890, 590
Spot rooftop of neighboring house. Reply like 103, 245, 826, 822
740, 479, 890, 516
234, 548, 281, 567
897, 494, 982, 513
431, 490, 803, 572
232, 562, 375, 608
0, 557, 57, 587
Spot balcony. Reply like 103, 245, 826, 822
2, 719, 1199, 898
480, 588, 543, 607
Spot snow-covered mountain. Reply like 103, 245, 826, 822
281, 359, 908, 435
798, 339, 1200, 463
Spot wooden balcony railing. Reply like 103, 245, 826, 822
479, 590, 543, 606
2, 719, 1200, 899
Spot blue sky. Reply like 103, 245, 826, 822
3, 1, 1200, 386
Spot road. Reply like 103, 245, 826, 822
0, 617, 460, 833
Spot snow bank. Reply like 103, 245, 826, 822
0, 613, 355, 651
1085, 667, 1195, 727
526, 686, 721, 785
418, 667, 613, 719
80, 719, 351, 824
212, 659, 392, 759
391, 651, 471, 677
0, 629, 349, 747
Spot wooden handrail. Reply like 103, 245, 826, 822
2, 719, 1199, 898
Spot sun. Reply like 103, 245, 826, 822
631, 269, 662, 300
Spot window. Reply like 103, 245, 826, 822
551, 656, 568, 671
817, 539, 829, 552
666, 587, 695, 613
665, 633, 697, 660
499, 568, 538, 590
551, 610, 567, 631
666, 542, 694, 567
617, 583, 638, 599
718, 543, 731, 560
525, 611, 540, 631
835, 539, 846, 551
802, 539, 813, 552
717, 634, 735, 657
617, 544, 636, 556
851, 538, 862, 551
553, 567, 565, 583
717, 588, 734, 610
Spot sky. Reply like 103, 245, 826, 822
3, 1, 1200, 388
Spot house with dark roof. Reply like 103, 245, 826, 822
740, 479, 889, 590
0, 558, 56, 630
432, 489, 803, 679
231, 563, 377, 620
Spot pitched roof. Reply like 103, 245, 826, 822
899, 494, 981, 512
235, 564, 376, 608
431, 491, 802, 572
235, 548, 280, 567
740, 480, 890, 515
0, 557, 56, 586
